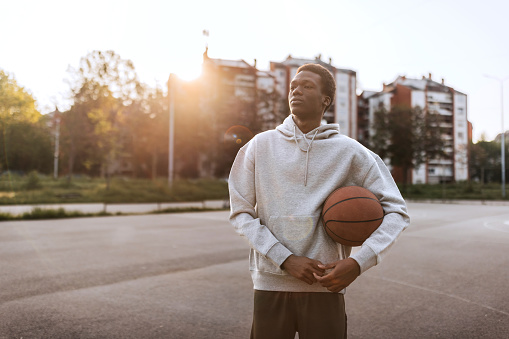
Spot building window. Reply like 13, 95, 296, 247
458, 132, 464, 139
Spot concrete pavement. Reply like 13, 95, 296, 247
0, 200, 229, 216
0, 204, 508, 338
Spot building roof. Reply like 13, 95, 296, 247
257, 70, 274, 78
359, 90, 378, 99
389, 75, 460, 94
202, 48, 256, 70
208, 58, 254, 69
271, 55, 356, 75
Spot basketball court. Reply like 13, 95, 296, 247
0, 202, 508, 338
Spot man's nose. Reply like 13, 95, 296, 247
292, 86, 303, 95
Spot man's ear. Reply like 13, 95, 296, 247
323, 96, 331, 107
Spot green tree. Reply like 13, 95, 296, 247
470, 138, 508, 183
86, 86, 124, 186
1, 119, 53, 173
63, 51, 142, 185
0, 69, 52, 173
370, 105, 445, 185
67, 50, 140, 104
60, 88, 95, 178
0, 69, 39, 124
124, 85, 169, 179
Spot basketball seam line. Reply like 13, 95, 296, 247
324, 224, 363, 244
323, 196, 383, 218
324, 216, 384, 224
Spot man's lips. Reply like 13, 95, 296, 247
290, 99, 303, 104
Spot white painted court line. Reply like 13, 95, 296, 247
483, 221, 509, 234
368, 275, 509, 317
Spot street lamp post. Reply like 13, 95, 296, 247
52, 108, 61, 179
484, 75, 509, 198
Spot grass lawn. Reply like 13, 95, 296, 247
1, 172, 507, 206
0, 172, 229, 205
399, 181, 508, 201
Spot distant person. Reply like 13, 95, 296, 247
229, 63, 409, 339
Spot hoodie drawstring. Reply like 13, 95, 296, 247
293, 125, 319, 186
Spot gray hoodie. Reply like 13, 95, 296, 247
229, 115, 410, 293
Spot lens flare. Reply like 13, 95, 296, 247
224, 125, 254, 147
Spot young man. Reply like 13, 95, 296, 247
229, 64, 409, 339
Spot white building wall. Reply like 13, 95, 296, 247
413, 165, 427, 184
273, 67, 287, 96
454, 93, 469, 181
289, 67, 298, 85
350, 73, 357, 139
427, 91, 452, 103
411, 90, 429, 184
411, 90, 426, 109
412, 90, 427, 185
335, 72, 351, 136
257, 74, 275, 92
256, 73, 278, 129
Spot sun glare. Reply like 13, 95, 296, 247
173, 61, 202, 81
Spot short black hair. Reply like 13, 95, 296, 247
296, 63, 336, 112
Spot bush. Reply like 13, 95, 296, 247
25, 171, 41, 190
21, 207, 114, 220
0, 212, 14, 221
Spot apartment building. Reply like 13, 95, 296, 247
270, 55, 357, 138
359, 74, 470, 184
201, 48, 280, 133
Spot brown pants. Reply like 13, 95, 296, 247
251, 290, 347, 339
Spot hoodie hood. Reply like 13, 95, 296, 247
276, 115, 340, 186
276, 115, 340, 140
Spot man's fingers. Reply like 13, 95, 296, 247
313, 272, 333, 285
303, 274, 316, 285
282, 256, 329, 285
315, 272, 343, 288
315, 271, 333, 284
318, 263, 335, 270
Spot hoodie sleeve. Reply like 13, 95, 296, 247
349, 152, 410, 274
228, 143, 293, 268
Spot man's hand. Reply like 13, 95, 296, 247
281, 255, 325, 285
313, 258, 361, 292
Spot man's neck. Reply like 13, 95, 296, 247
292, 115, 321, 134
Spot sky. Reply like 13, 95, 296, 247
1, 0, 508, 142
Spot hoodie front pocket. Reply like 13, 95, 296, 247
268, 215, 316, 256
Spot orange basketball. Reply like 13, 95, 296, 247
322, 186, 384, 246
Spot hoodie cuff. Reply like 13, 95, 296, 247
266, 242, 293, 268
350, 245, 378, 275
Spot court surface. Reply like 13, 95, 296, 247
0, 202, 508, 338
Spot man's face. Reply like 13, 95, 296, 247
288, 71, 329, 121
